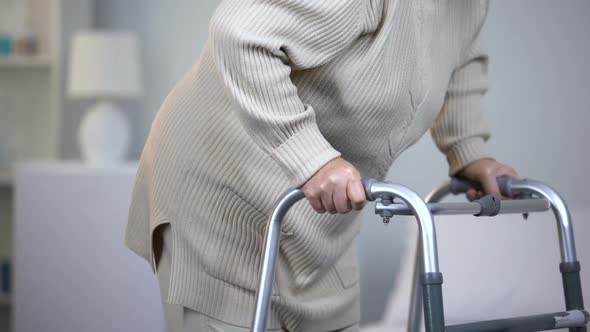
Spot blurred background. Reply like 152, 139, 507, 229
0, 0, 588, 331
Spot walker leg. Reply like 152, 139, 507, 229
561, 261, 586, 332
509, 180, 587, 332
422, 272, 445, 332
364, 180, 444, 332
410, 183, 451, 332
408, 239, 424, 332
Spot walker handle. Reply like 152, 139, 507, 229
362, 178, 378, 201
450, 175, 514, 197
252, 177, 379, 332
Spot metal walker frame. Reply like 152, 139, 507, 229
250, 177, 588, 331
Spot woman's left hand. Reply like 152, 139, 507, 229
457, 158, 518, 201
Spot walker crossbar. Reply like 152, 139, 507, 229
444, 310, 589, 332
375, 198, 550, 217
250, 177, 587, 332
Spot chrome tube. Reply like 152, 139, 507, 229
510, 179, 577, 263
425, 182, 452, 204
366, 181, 440, 274
251, 189, 305, 332
407, 182, 450, 332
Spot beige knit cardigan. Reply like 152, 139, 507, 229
125, 0, 493, 330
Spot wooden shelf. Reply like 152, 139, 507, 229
0, 55, 53, 68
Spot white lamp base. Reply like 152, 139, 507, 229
78, 100, 130, 165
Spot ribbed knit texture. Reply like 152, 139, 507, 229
125, 1, 493, 331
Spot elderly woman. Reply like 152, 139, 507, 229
125, 0, 517, 331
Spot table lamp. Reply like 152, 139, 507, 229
67, 30, 142, 165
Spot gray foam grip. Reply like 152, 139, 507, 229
451, 176, 514, 198
475, 194, 501, 216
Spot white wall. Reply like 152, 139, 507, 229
94, 0, 219, 159
94, 0, 590, 325
58, 0, 95, 160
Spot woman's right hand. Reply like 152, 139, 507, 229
301, 157, 366, 214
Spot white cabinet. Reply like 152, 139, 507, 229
13, 161, 165, 332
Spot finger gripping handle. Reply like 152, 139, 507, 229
450, 175, 514, 197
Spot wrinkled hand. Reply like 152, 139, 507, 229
302, 157, 366, 214
457, 158, 518, 201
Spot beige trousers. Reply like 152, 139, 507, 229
154, 223, 359, 332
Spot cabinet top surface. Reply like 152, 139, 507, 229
14, 160, 139, 176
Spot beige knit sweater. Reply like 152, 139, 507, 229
125, 0, 493, 330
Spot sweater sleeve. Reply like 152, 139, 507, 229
430, 4, 495, 176
209, 0, 364, 187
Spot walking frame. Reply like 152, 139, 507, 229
250, 176, 589, 331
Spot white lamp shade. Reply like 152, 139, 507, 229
68, 31, 142, 99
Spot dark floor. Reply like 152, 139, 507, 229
0, 307, 10, 332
